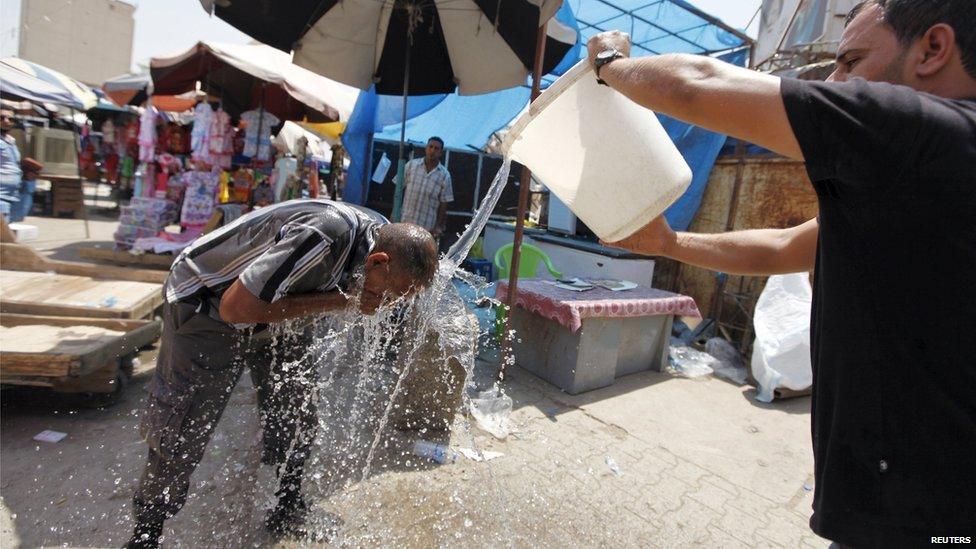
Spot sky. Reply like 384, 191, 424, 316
1, 0, 762, 72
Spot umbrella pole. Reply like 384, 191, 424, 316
500, 23, 547, 382
391, 30, 412, 222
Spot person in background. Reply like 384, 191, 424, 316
126, 200, 439, 548
0, 109, 23, 221
400, 136, 454, 239
0, 109, 42, 222
587, 0, 975, 545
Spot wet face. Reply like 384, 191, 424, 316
424, 140, 443, 164
358, 252, 423, 315
828, 3, 908, 84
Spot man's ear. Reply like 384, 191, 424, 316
915, 24, 956, 78
365, 251, 391, 269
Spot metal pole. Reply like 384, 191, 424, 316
499, 22, 547, 381
391, 28, 412, 222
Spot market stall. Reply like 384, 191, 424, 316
103, 42, 360, 256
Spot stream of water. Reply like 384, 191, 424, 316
261, 159, 517, 542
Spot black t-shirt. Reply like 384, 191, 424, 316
781, 77, 976, 547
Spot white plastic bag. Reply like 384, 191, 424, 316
751, 273, 813, 402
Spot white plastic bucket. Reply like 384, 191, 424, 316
501, 60, 692, 242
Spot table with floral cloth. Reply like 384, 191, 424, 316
495, 279, 701, 394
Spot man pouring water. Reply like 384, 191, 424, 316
588, 0, 975, 545
126, 200, 439, 548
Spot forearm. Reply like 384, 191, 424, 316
599, 54, 802, 159
663, 228, 813, 276
219, 279, 348, 324
253, 292, 347, 323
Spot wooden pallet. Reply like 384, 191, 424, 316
0, 314, 161, 392
0, 270, 163, 319
0, 225, 167, 393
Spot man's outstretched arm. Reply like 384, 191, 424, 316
589, 32, 803, 160
606, 216, 819, 276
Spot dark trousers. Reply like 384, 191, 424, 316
132, 298, 318, 524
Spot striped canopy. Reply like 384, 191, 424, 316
0, 57, 98, 110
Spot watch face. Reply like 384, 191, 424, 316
597, 49, 618, 61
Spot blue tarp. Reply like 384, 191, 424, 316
660, 47, 749, 231
342, 0, 750, 231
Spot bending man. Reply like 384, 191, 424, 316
127, 200, 438, 547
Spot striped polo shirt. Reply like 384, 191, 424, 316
164, 200, 386, 310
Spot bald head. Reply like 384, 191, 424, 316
375, 223, 439, 287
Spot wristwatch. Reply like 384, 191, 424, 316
595, 48, 624, 86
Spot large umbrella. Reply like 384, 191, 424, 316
200, 0, 574, 219
150, 41, 360, 122
0, 57, 98, 110
201, 0, 573, 96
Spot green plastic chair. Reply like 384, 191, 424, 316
494, 242, 563, 281
492, 243, 563, 342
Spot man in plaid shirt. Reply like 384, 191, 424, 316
400, 136, 453, 237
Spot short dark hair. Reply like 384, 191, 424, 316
375, 223, 439, 287
427, 136, 444, 147
847, 0, 976, 78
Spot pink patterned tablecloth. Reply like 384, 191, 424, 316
496, 279, 701, 333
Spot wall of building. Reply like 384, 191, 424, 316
18, 0, 134, 85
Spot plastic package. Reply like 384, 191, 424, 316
469, 386, 513, 440
750, 273, 813, 402
705, 337, 748, 385
667, 345, 716, 378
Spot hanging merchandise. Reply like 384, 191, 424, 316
161, 123, 188, 154
240, 109, 280, 161
209, 108, 233, 168
191, 102, 214, 163
154, 153, 181, 198
120, 117, 138, 157
138, 107, 158, 163
180, 169, 221, 228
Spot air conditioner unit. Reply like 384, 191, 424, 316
27, 127, 79, 177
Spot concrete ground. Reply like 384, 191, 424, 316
0, 187, 825, 548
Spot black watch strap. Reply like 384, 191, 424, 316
595, 50, 624, 86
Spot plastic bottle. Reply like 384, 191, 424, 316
412, 440, 458, 464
